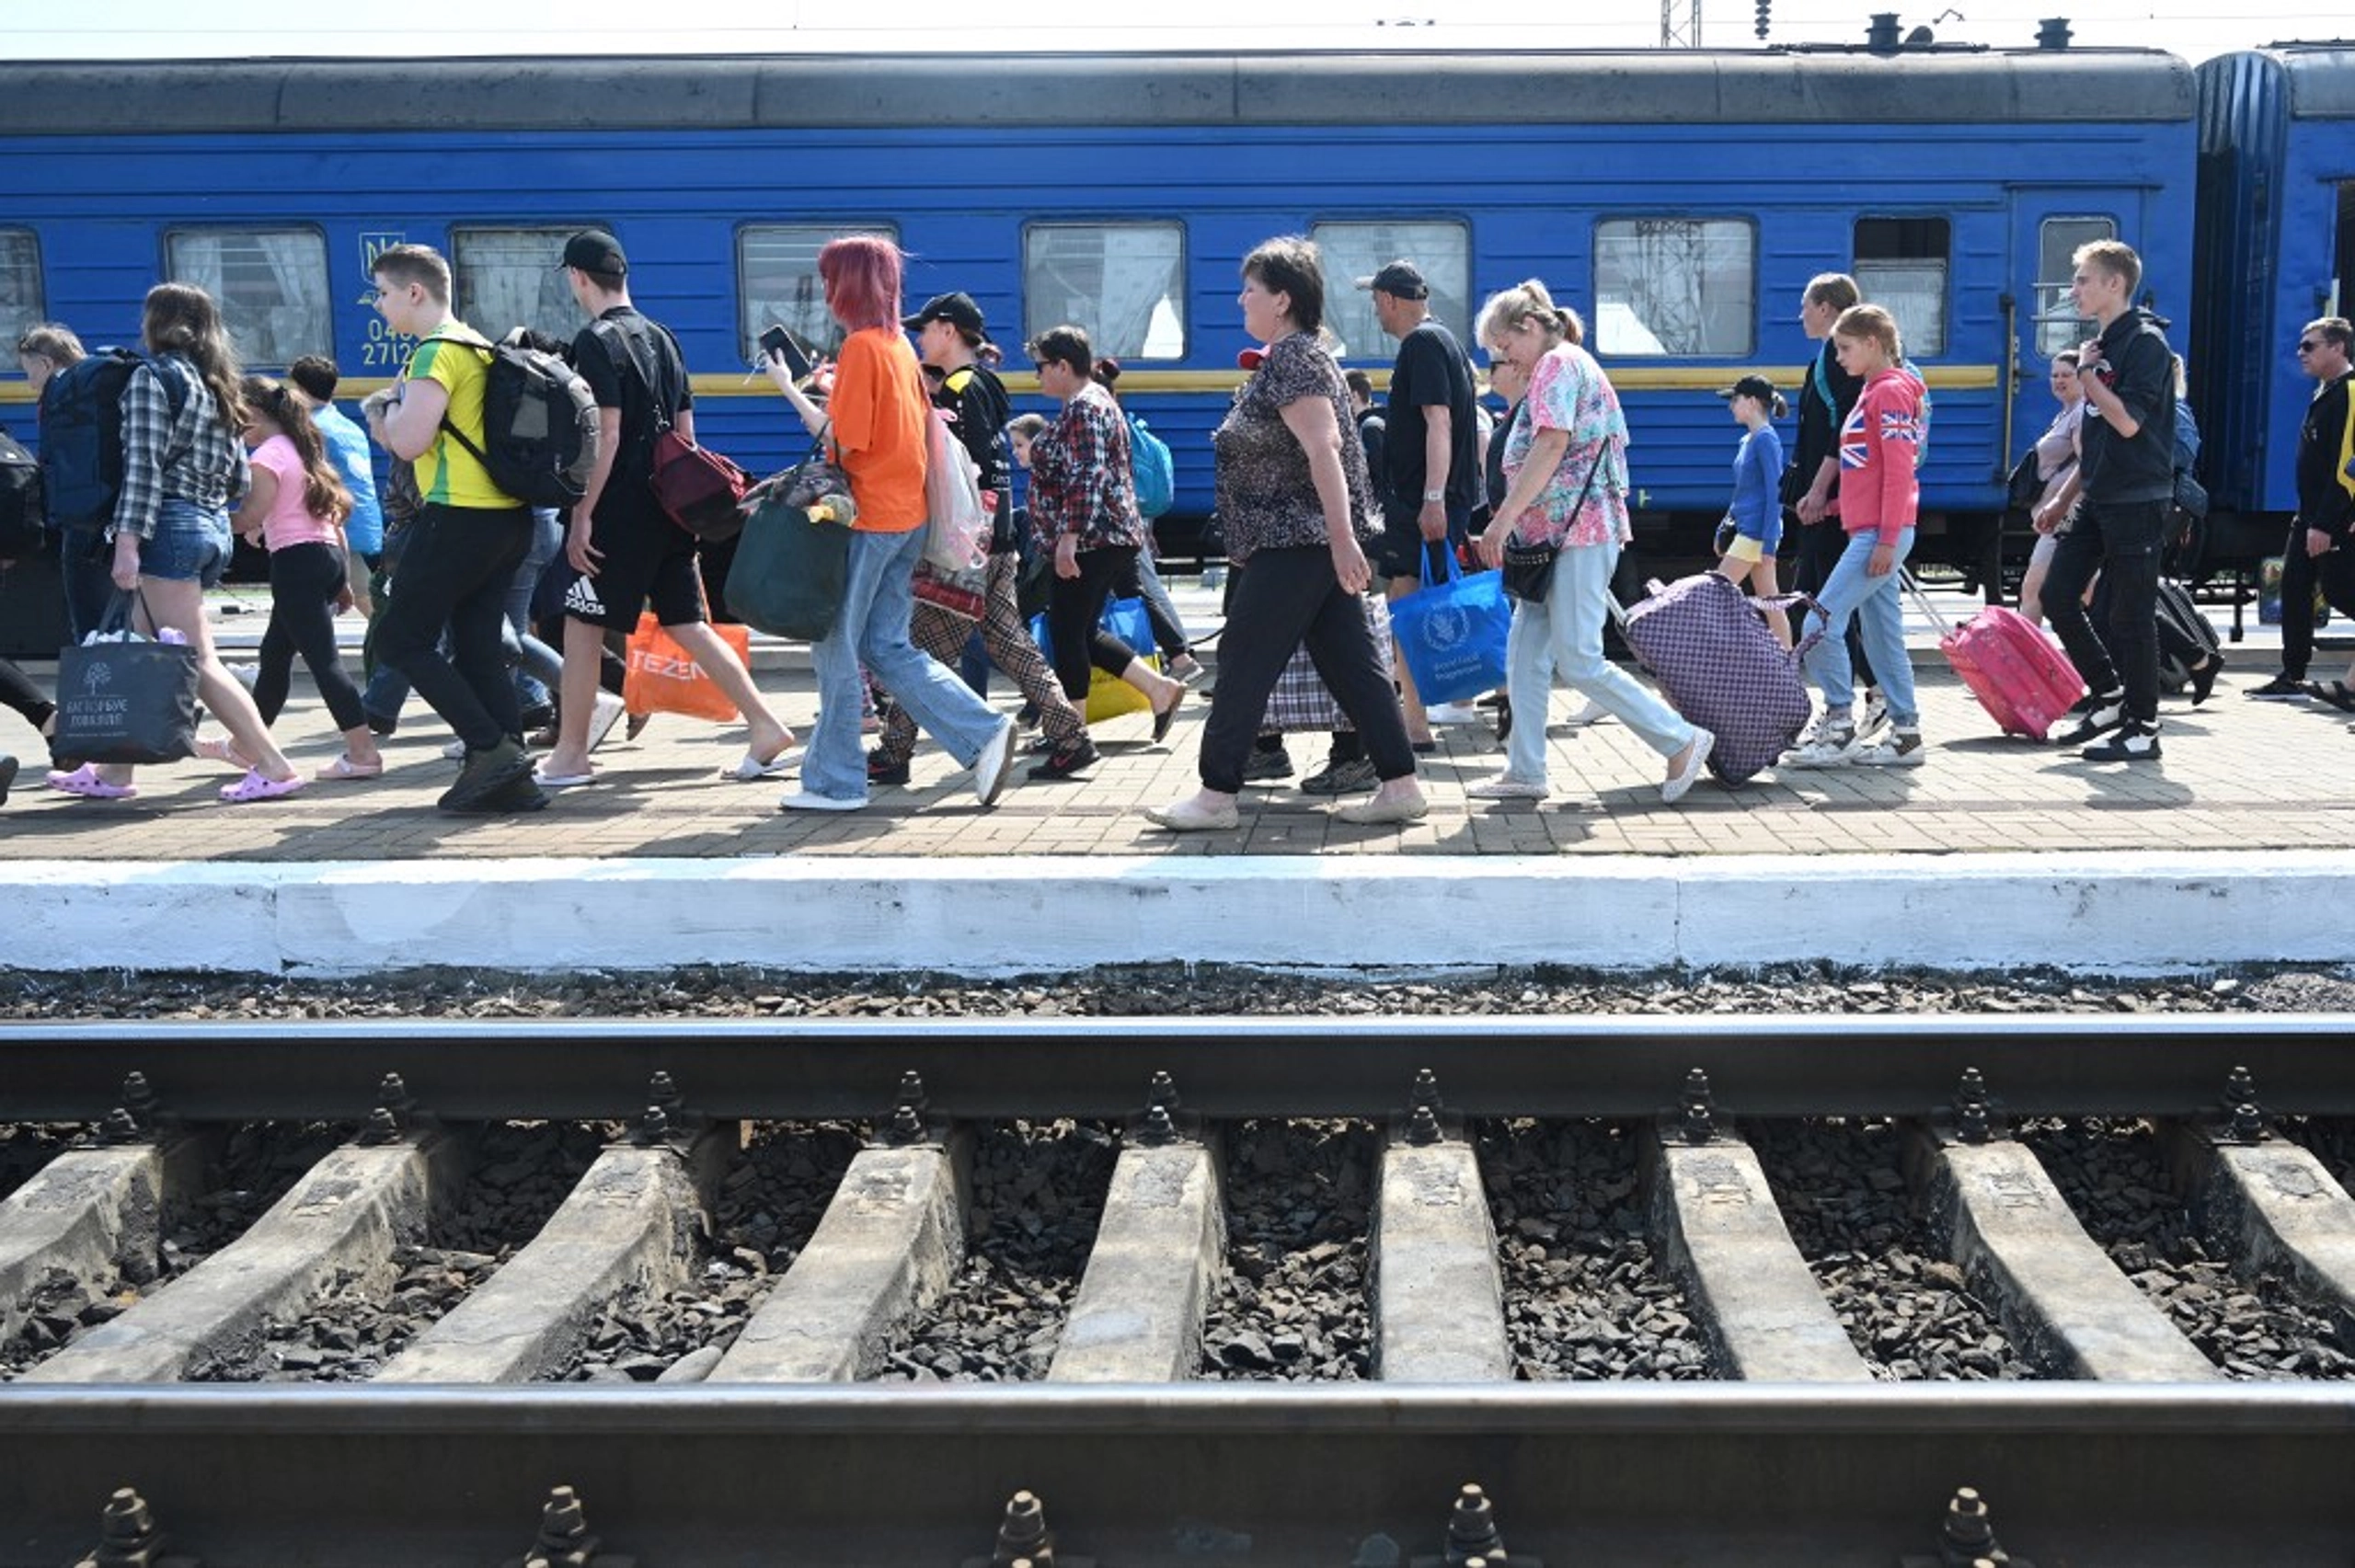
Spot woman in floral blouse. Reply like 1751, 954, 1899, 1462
1148, 235, 1424, 831
1025, 324, 1188, 750
1469, 280, 1714, 806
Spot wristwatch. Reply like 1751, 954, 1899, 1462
1421, 488, 1445, 503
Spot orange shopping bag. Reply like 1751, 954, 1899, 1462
621, 612, 751, 723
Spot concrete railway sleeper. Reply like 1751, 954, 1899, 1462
3, 1062, 2354, 1389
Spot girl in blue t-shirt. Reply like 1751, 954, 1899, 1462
1715, 373, 1792, 647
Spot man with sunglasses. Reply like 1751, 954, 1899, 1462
2248, 317, 2355, 702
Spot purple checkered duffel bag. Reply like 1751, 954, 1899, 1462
1618, 573, 1821, 784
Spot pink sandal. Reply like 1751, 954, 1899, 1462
45, 763, 137, 800
316, 755, 385, 782
194, 736, 255, 771
219, 769, 306, 804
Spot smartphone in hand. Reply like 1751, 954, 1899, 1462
759, 325, 815, 382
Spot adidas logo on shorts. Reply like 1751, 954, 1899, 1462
563, 574, 606, 619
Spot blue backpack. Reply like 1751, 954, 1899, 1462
38, 349, 188, 531
1126, 413, 1174, 519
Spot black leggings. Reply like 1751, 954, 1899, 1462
0, 657, 54, 734
1043, 544, 1144, 701
253, 541, 367, 733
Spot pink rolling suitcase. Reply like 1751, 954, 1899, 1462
1901, 574, 2082, 740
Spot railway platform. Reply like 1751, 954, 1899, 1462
3, 583, 2350, 978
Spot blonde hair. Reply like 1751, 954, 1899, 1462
1832, 303, 1902, 364
2073, 239, 2142, 298
1476, 280, 1583, 351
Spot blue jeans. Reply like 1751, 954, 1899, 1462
505, 508, 565, 711
137, 499, 234, 587
1801, 528, 1918, 727
804, 525, 1005, 802
1503, 539, 1694, 781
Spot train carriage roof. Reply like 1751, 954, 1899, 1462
0, 50, 2195, 134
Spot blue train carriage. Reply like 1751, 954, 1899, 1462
2191, 42, 2355, 599
0, 49, 2192, 598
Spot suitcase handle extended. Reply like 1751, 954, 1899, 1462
1893, 567, 1954, 638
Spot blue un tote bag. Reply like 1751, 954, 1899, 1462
1388, 551, 1511, 708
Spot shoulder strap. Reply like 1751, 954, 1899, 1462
1810, 348, 1834, 414
417, 332, 504, 469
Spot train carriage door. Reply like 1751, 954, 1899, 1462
2007, 207, 2115, 464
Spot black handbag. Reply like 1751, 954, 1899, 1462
52, 590, 199, 764
1500, 443, 1609, 603
2005, 450, 2044, 511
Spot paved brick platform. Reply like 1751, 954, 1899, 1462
2, 584, 2348, 863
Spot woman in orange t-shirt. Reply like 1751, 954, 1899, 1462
761, 235, 1018, 811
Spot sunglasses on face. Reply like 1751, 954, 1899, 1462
2297, 340, 2323, 353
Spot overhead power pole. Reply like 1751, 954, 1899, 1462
1661, 0, 1702, 47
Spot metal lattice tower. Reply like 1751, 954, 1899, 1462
1661, 0, 1702, 47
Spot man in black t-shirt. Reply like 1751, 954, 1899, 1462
1361, 258, 1479, 741
536, 230, 798, 787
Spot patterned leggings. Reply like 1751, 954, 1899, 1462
877, 551, 1085, 766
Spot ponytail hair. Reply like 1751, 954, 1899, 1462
1832, 303, 1903, 365
242, 375, 352, 526
1475, 279, 1584, 351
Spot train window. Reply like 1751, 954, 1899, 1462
163, 228, 329, 368
0, 230, 43, 362
2035, 216, 2116, 357
452, 227, 593, 340
1023, 223, 1185, 361
738, 223, 900, 360
1592, 219, 1754, 357
1309, 221, 1471, 361
1853, 217, 1947, 358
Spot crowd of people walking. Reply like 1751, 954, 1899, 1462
3, 228, 2346, 825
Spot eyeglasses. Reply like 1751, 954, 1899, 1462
2296, 340, 2322, 353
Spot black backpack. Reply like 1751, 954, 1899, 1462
428, 329, 600, 509
36, 349, 189, 532
0, 428, 44, 556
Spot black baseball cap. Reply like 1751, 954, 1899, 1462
903, 292, 989, 337
1354, 260, 1429, 300
558, 231, 627, 276
1717, 372, 1780, 403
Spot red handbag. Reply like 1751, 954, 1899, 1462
650, 429, 749, 543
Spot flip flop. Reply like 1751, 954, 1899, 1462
316, 756, 385, 782
46, 763, 136, 800
534, 767, 599, 788
1151, 688, 1187, 744
2304, 681, 2355, 714
219, 770, 306, 804
722, 746, 804, 782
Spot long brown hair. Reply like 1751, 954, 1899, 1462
242, 375, 352, 525
143, 282, 247, 434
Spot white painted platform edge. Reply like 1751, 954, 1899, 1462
6, 851, 2349, 979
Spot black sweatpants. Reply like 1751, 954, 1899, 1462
1197, 545, 1416, 795
2276, 524, 2355, 681
1043, 544, 1144, 701
2044, 498, 2165, 725
253, 541, 367, 733
373, 502, 533, 751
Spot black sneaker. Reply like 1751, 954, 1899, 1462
443, 758, 549, 815
2188, 654, 2223, 706
2246, 673, 2307, 700
867, 751, 911, 787
1299, 756, 1380, 795
437, 737, 532, 813
2080, 721, 2161, 762
1243, 745, 1295, 782
2051, 692, 2126, 747
1027, 738, 1101, 781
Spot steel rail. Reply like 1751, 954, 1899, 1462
3, 1383, 2351, 1566
0, 1013, 2344, 1122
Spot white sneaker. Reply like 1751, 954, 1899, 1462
1852, 728, 1926, 768
778, 789, 864, 813
1425, 701, 1482, 726
1857, 688, 1890, 741
1466, 774, 1550, 800
585, 690, 629, 752
441, 738, 466, 761
1783, 724, 1858, 769
1563, 695, 1610, 727
972, 715, 1018, 807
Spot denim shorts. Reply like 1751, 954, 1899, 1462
139, 498, 234, 588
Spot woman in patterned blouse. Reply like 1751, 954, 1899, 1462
1024, 324, 1189, 752
1148, 235, 1425, 831
1468, 279, 1714, 806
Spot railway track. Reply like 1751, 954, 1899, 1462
4, 1015, 2354, 1565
